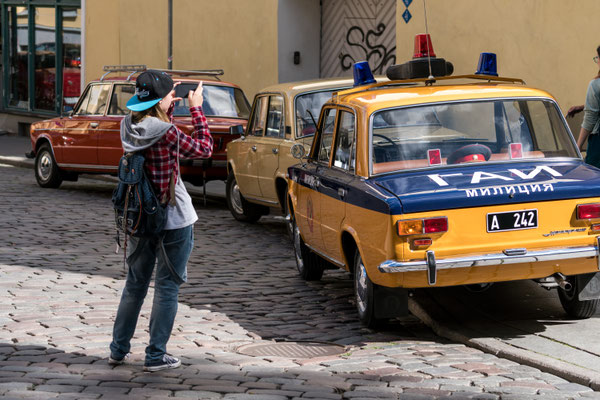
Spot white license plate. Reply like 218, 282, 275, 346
487, 209, 538, 232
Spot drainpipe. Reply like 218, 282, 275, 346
168, 0, 173, 69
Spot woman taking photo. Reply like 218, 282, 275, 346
108, 70, 213, 372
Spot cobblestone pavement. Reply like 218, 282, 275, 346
1, 164, 600, 400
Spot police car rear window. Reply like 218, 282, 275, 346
371, 98, 577, 174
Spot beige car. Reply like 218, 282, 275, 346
226, 78, 354, 222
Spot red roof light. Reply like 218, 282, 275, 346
413, 34, 436, 59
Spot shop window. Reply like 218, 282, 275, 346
34, 7, 57, 111
62, 7, 81, 113
3, 3, 81, 114
7, 6, 28, 108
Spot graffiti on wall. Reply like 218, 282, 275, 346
321, 0, 396, 78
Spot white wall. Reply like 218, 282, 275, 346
277, 0, 320, 83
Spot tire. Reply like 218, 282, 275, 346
34, 143, 63, 188
558, 275, 600, 319
225, 171, 264, 223
354, 249, 381, 328
291, 217, 324, 281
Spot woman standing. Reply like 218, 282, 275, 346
570, 46, 600, 168
108, 70, 213, 372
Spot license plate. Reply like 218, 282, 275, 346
487, 209, 538, 232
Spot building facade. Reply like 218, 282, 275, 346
0, 0, 598, 136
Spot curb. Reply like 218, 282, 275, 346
408, 294, 600, 391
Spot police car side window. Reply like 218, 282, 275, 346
318, 108, 337, 164
333, 111, 356, 171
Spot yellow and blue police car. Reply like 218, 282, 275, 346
287, 35, 600, 327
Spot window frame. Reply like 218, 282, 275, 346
331, 107, 357, 173
72, 82, 111, 116
1, 0, 82, 116
246, 93, 271, 137
106, 82, 135, 117
312, 105, 338, 166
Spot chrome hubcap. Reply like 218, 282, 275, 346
356, 260, 368, 314
230, 181, 245, 215
38, 152, 52, 181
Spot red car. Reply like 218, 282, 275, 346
29, 65, 250, 188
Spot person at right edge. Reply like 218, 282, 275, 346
108, 70, 213, 372
568, 46, 600, 168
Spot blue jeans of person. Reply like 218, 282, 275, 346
110, 225, 193, 364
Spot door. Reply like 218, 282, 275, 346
296, 107, 337, 253
97, 83, 135, 168
256, 94, 285, 202
235, 95, 268, 198
60, 83, 111, 166
321, 0, 396, 78
318, 110, 356, 263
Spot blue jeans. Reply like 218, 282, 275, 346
110, 225, 193, 364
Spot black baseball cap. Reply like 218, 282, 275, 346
126, 70, 174, 111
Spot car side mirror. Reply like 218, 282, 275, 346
291, 143, 306, 159
229, 124, 244, 136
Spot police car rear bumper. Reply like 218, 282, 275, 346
378, 237, 600, 286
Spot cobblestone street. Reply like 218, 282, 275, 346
1, 163, 599, 399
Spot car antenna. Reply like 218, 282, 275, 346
423, 0, 435, 84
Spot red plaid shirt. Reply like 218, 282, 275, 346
145, 106, 213, 203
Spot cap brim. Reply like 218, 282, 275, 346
126, 95, 161, 112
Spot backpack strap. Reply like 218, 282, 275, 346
168, 129, 180, 206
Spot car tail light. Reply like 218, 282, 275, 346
577, 203, 600, 219
397, 217, 448, 236
591, 224, 600, 232
397, 219, 423, 236
424, 217, 448, 233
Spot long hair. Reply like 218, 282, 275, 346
596, 45, 600, 79
131, 103, 169, 124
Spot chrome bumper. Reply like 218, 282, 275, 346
378, 237, 600, 286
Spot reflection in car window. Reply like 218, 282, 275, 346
370, 99, 578, 174
333, 111, 355, 171
318, 108, 337, 163
295, 89, 348, 138
265, 96, 284, 138
248, 96, 269, 137
75, 84, 111, 115
173, 83, 250, 118
108, 84, 135, 115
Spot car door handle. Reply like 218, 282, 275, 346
251, 145, 257, 152
90, 122, 99, 128
272, 148, 278, 154
338, 188, 346, 198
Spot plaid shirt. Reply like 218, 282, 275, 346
145, 106, 213, 203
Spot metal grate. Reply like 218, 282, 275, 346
237, 341, 346, 359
